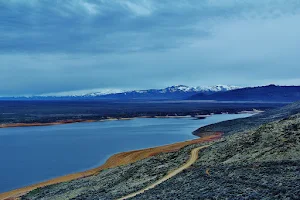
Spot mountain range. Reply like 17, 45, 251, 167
85, 85, 240, 100
2, 85, 300, 102
1, 85, 239, 100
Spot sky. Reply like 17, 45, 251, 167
1, 0, 300, 96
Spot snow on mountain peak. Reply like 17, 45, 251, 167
195, 85, 240, 92
164, 84, 240, 93
37, 85, 240, 97
165, 85, 192, 92
82, 85, 240, 96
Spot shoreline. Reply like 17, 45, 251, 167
0, 119, 98, 128
0, 116, 195, 129
0, 110, 261, 129
0, 132, 223, 200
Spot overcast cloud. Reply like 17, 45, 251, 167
1, 0, 300, 96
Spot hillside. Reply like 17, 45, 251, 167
189, 85, 300, 102
193, 101, 300, 136
134, 113, 300, 199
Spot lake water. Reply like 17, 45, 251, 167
0, 114, 251, 193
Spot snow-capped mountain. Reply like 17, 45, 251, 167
194, 85, 240, 93
82, 85, 240, 100
100, 85, 237, 94
85, 85, 239, 96
3, 85, 240, 100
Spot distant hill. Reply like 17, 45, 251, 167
189, 85, 300, 102
193, 101, 300, 136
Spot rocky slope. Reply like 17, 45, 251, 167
132, 114, 300, 199
21, 143, 213, 200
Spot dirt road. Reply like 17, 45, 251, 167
117, 145, 210, 200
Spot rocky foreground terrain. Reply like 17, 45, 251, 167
22, 102, 300, 200
135, 114, 300, 199
21, 143, 211, 200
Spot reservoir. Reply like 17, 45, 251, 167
0, 114, 251, 193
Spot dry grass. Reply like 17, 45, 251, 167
0, 133, 222, 200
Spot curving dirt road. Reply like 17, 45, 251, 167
117, 145, 210, 200
0, 135, 221, 200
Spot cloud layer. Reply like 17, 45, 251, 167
1, 0, 300, 96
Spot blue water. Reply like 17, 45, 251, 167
0, 114, 251, 193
